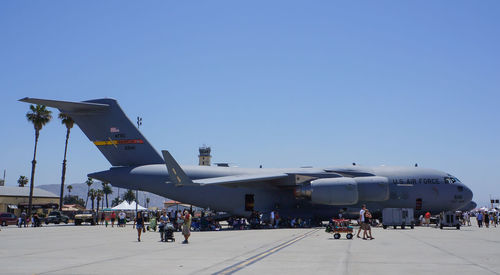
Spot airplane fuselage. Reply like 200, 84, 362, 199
90, 164, 473, 220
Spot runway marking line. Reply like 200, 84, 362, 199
213, 228, 320, 275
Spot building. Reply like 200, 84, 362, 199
0, 186, 59, 216
199, 146, 212, 166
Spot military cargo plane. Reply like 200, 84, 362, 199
20, 97, 474, 220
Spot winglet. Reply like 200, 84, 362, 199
161, 150, 198, 186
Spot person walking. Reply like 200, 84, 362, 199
134, 212, 145, 242
181, 210, 192, 244
158, 211, 169, 242
363, 210, 374, 240
111, 211, 116, 227
357, 205, 367, 238
477, 212, 483, 227
484, 212, 490, 228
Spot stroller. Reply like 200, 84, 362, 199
159, 222, 175, 242
147, 217, 157, 232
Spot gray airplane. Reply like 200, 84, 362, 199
20, 97, 475, 220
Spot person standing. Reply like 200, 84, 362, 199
158, 211, 169, 242
424, 212, 431, 227
111, 211, 116, 227
181, 210, 192, 244
477, 211, 483, 227
357, 205, 366, 238
274, 211, 280, 229
134, 212, 145, 242
20, 211, 27, 227
484, 212, 490, 228
119, 210, 126, 227
270, 211, 275, 229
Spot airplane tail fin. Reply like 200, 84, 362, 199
19, 97, 164, 167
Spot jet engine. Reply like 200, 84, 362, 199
294, 176, 389, 205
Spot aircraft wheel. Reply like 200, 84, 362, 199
410, 224, 414, 229
346, 233, 353, 239
334, 233, 341, 239
393, 225, 397, 229
401, 225, 405, 229
383, 225, 387, 229
440, 224, 444, 229
456, 225, 460, 230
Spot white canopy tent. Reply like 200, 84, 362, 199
111, 201, 146, 211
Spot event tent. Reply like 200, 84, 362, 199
111, 201, 146, 211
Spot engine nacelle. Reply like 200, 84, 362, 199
295, 178, 358, 205
294, 176, 389, 205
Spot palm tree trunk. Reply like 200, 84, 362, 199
59, 128, 70, 210
28, 130, 39, 219
91, 199, 94, 211
105, 193, 109, 208
86, 187, 90, 208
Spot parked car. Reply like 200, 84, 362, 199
45, 211, 69, 224
74, 210, 96, 225
0, 212, 18, 226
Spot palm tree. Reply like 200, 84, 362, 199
123, 189, 136, 204
58, 113, 74, 211
96, 189, 103, 213
26, 104, 52, 218
67, 185, 73, 196
85, 177, 93, 208
89, 189, 97, 210
111, 197, 122, 207
17, 175, 28, 187
102, 182, 112, 208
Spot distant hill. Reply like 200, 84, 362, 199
38, 182, 168, 209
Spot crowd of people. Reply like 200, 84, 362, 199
9, 205, 500, 245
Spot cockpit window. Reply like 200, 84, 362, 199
444, 175, 461, 184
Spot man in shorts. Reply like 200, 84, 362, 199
357, 204, 366, 238
181, 210, 192, 244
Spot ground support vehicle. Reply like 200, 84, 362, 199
326, 219, 353, 239
382, 208, 415, 229
74, 211, 96, 225
45, 211, 69, 225
439, 211, 460, 229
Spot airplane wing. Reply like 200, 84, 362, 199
162, 150, 288, 187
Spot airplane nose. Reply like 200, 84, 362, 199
462, 184, 473, 203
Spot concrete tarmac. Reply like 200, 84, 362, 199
1, 220, 499, 275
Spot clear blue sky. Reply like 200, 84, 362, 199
1, 1, 499, 207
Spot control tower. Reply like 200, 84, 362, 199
198, 146, 212, 166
